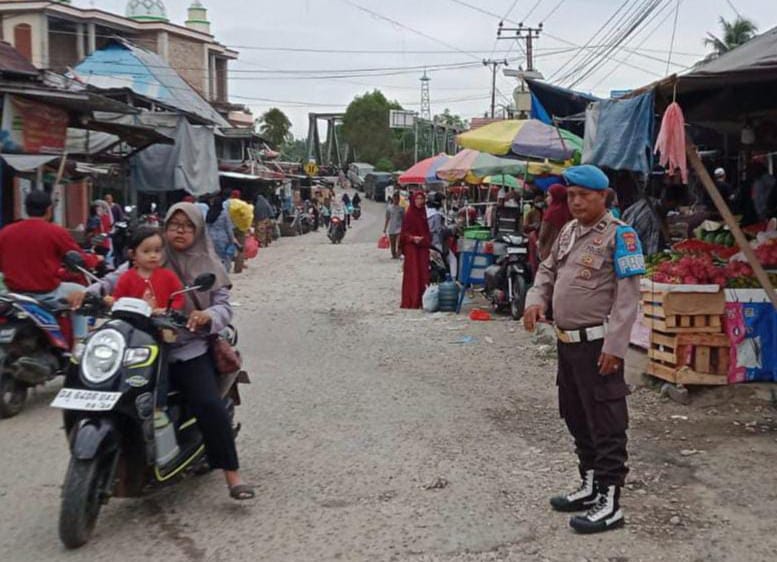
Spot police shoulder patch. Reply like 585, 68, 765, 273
614, 225, 646, 278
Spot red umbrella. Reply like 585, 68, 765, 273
398, 153, 450, 185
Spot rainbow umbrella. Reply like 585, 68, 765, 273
398, 153, 450, 185
436, 148, 567, 183
456, 119, 582, 160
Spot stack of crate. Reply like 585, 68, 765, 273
641, 286, 729, 386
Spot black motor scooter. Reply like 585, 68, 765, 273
483, 234, 532, 320
51, 253, 248, 549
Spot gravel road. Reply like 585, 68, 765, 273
1, 193, 777, 561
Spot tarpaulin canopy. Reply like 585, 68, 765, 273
398, 153, 450, 185
633, 26, 777, 134
436, 148, 567, 183
456, 119, 582, 160
130, 115, 219, 196
0, 154, 58, 171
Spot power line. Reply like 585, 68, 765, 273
540, 0, 566, 24
565, 0, 669, 88
339, 0, 482, 62
666, 0, 681, 74
588, 0, 685, 90
546, 0, 632, 82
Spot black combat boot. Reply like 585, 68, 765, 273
569, 483, 624, 534
550, 469, 598, 512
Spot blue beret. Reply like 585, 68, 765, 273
562, 165, 609, 191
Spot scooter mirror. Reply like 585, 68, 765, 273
63, 251, 85, 271
192, 273, 216, 292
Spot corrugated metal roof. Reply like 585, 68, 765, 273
73, 38, 229, 127
0, 41, 39, 76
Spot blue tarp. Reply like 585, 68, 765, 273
582, 91, 655, 175
74, 39, 228, 127
530, 94, 552, 125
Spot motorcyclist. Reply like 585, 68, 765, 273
69, 203, 254, 501
0, 190, 88, 347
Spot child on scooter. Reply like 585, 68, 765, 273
108, 227, 184, 313
107, 227, 184, 455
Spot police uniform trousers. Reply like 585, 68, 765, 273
557, 339, 629, 486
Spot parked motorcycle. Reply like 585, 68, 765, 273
51, 252, 248, 549
0, 291, 74, 418
328, 216, 346, 244
483, 234, 531, 320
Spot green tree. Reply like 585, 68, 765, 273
374, 157, 394, 172
280, 137, 307, 162
434, 108, 468, 130
342, 90, 402, 164
704, 16, 758, 58
256, 108, 292, 148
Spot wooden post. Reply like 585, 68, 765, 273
685, 139, 777, 310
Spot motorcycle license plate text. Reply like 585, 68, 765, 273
51, 389, 122, 411
507, 247, 527, 255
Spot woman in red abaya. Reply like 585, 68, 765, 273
400, 191, 431, 309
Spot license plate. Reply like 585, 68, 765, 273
0, 328, 15, 343
507, 247, 527, 255
51, 388, 121, 411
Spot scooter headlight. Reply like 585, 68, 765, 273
82, 329, 125, 384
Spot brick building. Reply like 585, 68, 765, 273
0, 1, 246, 122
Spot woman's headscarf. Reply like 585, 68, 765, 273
543, 184, 572, 231
164, 203, 231, 311
401, 191, 431, 241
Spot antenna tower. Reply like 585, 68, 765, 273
419, 70, 431, 121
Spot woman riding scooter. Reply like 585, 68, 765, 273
70, 203, 254, 501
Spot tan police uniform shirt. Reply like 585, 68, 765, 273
526, 211, 641, 358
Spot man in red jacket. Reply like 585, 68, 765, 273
0, 190, 88, 342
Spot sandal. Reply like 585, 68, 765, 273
229, 484, 255, 501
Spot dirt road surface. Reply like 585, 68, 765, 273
1, 194, 777, 561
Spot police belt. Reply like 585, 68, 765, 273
555, 324, 606, 344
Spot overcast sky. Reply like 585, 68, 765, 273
82, 1, 775, 138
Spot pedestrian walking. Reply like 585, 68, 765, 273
523, 165, 645, 534
400, 191, 431, 309
384, 192, 404, 259
538, 184, 572, 261
206, 196, 238, 272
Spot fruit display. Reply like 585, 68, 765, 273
753, 238, 777, 267
672, 239, 739, 259
648, 251, 777, 289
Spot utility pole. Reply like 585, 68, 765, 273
482, 58, 508, 119
497, 22, 542, 71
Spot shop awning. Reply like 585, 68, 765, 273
0, 154, 59, 171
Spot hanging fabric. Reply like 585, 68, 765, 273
654, 101, 688, 184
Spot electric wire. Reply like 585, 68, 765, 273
557, 0, 662, 86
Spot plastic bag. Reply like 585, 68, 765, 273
244, 234, 259, 259
227, 199, 254, 232
378, 234, 390, 249
422, 284, 440, 312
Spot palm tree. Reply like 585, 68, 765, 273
256, 108, 292, 149
704, 16, 758, 58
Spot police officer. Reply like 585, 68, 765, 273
523, 165, 644, 534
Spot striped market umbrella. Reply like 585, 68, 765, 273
398, 153, 450, 185
482, 174, 521, 189
436, 148, 567, 183
456, 119, 582, 160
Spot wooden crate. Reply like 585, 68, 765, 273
641, 288, 725, 334
646, 332, 731, 386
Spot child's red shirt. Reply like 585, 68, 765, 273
113, 268, 184, 310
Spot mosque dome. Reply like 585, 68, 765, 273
126, 0, 169, 22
